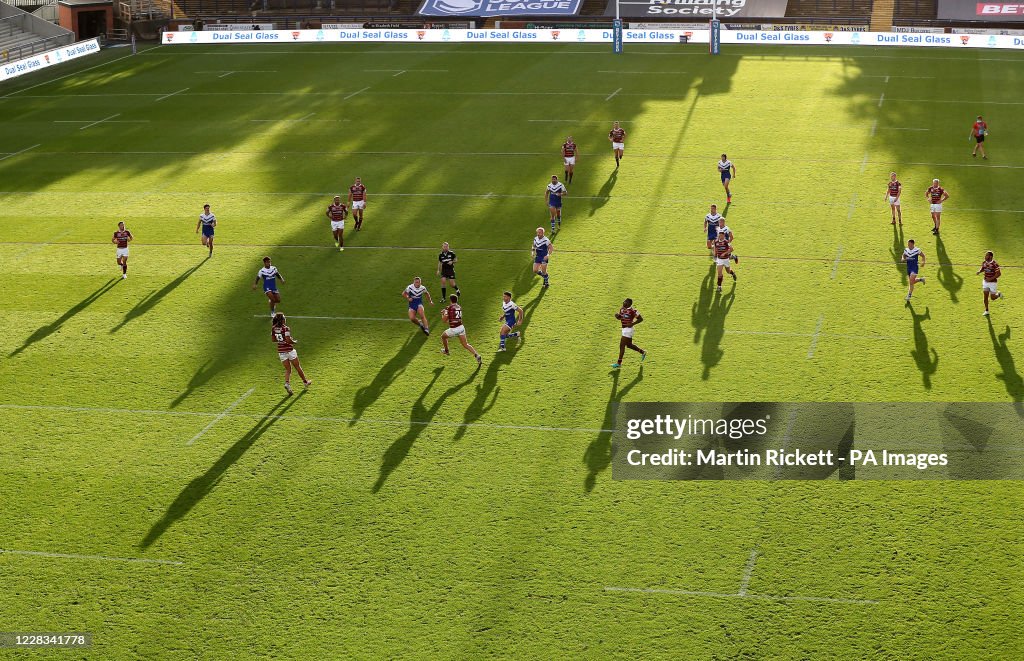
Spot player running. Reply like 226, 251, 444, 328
112, 221, 133, 279
195, 204, 216, 257
977, 251, 1005, 316
886, 173, 902, 226
403, 276, 433, 335
716, 217, 738, 264
252, 256, 285, 317
532, 227, 552, 288
612, 298, 646, 369
926, 179, 949, 235
902, 239, 926, 302
970, 115, 988, 159
718, 154, 736, 203
348, 177, 367, 230
498, 291, 523, 351
609, 121, 626, 167
546, 175, 567, 232
326, 195, 348, 251
271, 313, 311, 395
713, 233, 737, 293
562, 136, 578, 184
441, 294, 482, 365
704, 204, 723, 253
437, 242, 461, 302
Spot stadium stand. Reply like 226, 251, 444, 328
892, 0, 937, 22
0, 1, 73, 61
870, 0, 895, 30
784, 0, 873, 20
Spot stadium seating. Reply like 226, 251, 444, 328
784, 0, 873, 19
0, 10, 70, 61
893, 0, 937, 21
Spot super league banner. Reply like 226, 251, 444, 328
418, 0, 582, 17
605, 0, 788, 18
938, 0, 1024, 22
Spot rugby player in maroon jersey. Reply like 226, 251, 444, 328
112, 221, 134, 279
886, 172, 902, 226
976, 251, 1005, 317
326, 195, 348, 251
271, 313, 311, 395
608, 121, 626, 167
562, 136, 578, 184
714, 234, 737, 293
612, 298, 646, 369
348, 177, 367, 230
440, 294, 482, 365
926, 179, 949, 235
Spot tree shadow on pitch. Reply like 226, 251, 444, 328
110, 260, 207, 333
583, 366, 644, 493
350, 333, 424, 426
890, 223, 907, 287
691, 263, 716, 344
701, 283, 736, 381
372, 365, 477, 493
933, 236, 963, 304
588, 169, 617, 218
908, 304, 938, 390
988, 320, 1023, 408
9, 278, 119, 357
140, 393, 300, 550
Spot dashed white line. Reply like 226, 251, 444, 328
218, 71, 235, 78
77, 113, 121, 130
0, 143, 40, 162
604, 586, 878, 605
870, 118, 877, 137
252, 314, 408, 322
0, 548, 183, 566
186, 387, 256, 445
343, 86, 370, 100
878, 91, 885, 108
154, 87, 189, 102
831, 246, 844, 279
605, 87, 622, 101
738, 548, 759, 596
807, 315, 825, 359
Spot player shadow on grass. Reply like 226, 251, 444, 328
587, 169, 617, 218
372, 365, 477, 493
110, 260, 207, 333
8, 278, 119, 357
350, 334, 424, 426
691, 264, 717, 343
701, 284, 736, 380
583, 366, 644, 492
907, 304, 938, 390
933, 236, 964, 304
140, 393, 301, 550
988, 320, 1023, 406
890, 224, 907, 286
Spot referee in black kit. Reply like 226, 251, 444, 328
437, 241, 461, 301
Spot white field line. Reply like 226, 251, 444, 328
250, 118, 349, 123
0, 188, 1020, 216
725, 330, 908, 340
604, 586, 879, 605
193, 70, 278, 74
878, 92, 885, 108
362, 69, 448, 73
186, 387, 256, 445
605, 87, 622, 101
861, 74, 934, 79
55, 119, 149, 124
218, 71, 235, 78
1, 47, 155, 98
343, 86, 370, 100
806, 315, 826, 359
0, 403, 615, 434
738, 549, 759, 597
0, 143, 40, 162
860, 151, 870, 173
252, 314, 409, 322
598, 70, 687, 74
10, 229, 71, 261
392, 70, 406, 77
870, 118, 877, 137
154, 87, 189, 102
831, 246, 844, 280
0, 548, 183, 566
882, 127, 930, 131
77, 113, 120, 130
528, 119, 634, 123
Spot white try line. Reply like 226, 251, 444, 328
0, 403, 615, 435
604, 586, 878, 605
0, 548, 183, 566
343, 86, 370, 100
252, 314, 409, 322
0, 143, 40, 162
807, 315, 825, 359
154, 87, 189, 102
186, 387, 256, 446
77, 113, 121, 130
605, 87, 622, 101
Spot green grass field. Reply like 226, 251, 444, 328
1, 41, 1022, 658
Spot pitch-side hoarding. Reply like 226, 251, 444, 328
1, 38, 99, 83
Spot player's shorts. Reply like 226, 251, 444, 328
278, 349, 297, 362
983, 280, 999, 293
443, 325, 466, 338
263, 282, 278, 293
612, 142, 624, 151
201, 225, 215, 237
888, 196, 900, 206
720, 171, 731, 182
331, 220, 345, 231
352, 200, 365, 210
715, 257, 731, 267
564, 156, 576, 166
621, 327, 635, 339
408, 299, 423, 311
906, 264, 918, 276
440, 266, 456, 279
975, 134, 985, 143
548, 196, 562, 209
534, 254, 549, 265
930, 203, 943, 213
116, 247, 129, 258
707, 226, 718, 241
503, 315, 517, 328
